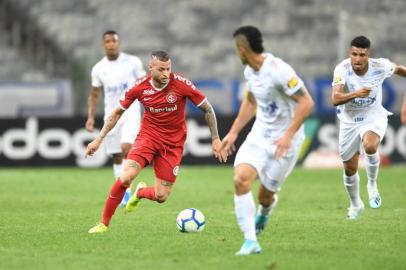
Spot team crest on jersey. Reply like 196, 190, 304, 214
166, 92, 177, 103
173, 166, 179, 176
287, 77, 298, 88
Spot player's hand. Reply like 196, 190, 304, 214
212, 138, 228, 163
85, 137, 102, 158
85, 118, 95, 132
221, 132, 238, 156
275, 133, 292, 159
357, 87, 372, 98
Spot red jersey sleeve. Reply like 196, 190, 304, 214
173, 73, 206, 106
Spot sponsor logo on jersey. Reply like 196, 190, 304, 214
287, 77, 298, 88
333, 76, 343, 84
173, 165, 179, 176
173, 74, 196, 90
143, 89, 155, 95
147, 105, 177, 113
351, 95, 376, 106
166, 92, 177, 103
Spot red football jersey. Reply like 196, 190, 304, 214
120, 73, 206, 146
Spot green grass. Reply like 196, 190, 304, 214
0, 166, 405, 270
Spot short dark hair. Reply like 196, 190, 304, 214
103, 30, 118, 39
350, 36, 370, 49
151, 50, 170, 61
233, 26, 264, 54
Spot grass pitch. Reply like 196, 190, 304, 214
0, 166, 405, 270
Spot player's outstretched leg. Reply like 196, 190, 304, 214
255, 194, 278, 235
88, 178, 129, 233
235, 239, 262, 256
365, 153, 381, 209
125, 182, 147, 212
234, 191, 261, 255
343, 172, 364, 220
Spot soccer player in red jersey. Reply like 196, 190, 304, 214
86, 50, 228, 233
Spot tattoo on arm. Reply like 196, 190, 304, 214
127, 160, 141, 170
98, 108, 123, 140
199, 100, 220, 140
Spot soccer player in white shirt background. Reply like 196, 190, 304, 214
86, 30, 146, 206
331, 36, 406, 219
221, 26, 314, 255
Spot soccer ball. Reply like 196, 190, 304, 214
176, 208, 205, 233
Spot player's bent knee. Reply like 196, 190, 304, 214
120, 169, 137, 185
233, 174, 251, 192
344, 168, 357, 176
363, 144, 378, 155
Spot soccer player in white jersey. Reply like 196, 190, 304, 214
221, 26, 314, 255
331, 36, 406, 219
86, 30, 146, 206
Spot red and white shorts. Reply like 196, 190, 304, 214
127, 136, 183, 182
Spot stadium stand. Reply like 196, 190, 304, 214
1, 0, 406, 113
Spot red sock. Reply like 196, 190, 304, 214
137, 187, 156, 201
101, 178, 128, 226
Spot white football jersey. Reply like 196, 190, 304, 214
332, 58, 395, 124
91, 52, 146, 118
244, 53, 305, 142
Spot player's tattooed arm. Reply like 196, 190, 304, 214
98, 107, 125, 140
199, 99, 228, 163
199, 100, 220, 141
86, 107, 124, 157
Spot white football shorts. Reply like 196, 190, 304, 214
338, 115, 388, 161
234, 132, 304, 192
104, 102, 141, 155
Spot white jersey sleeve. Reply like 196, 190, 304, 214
275, 60, 304, 96
379, 58, 396, 78
332, 62, 347, 86
91, 64, 103, 88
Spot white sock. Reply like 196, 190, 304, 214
257, 194, 278, 217
343, 172, 362, 208
113, 163, 123, 179
365, 152, 379, 192
234, 192, 257, 241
